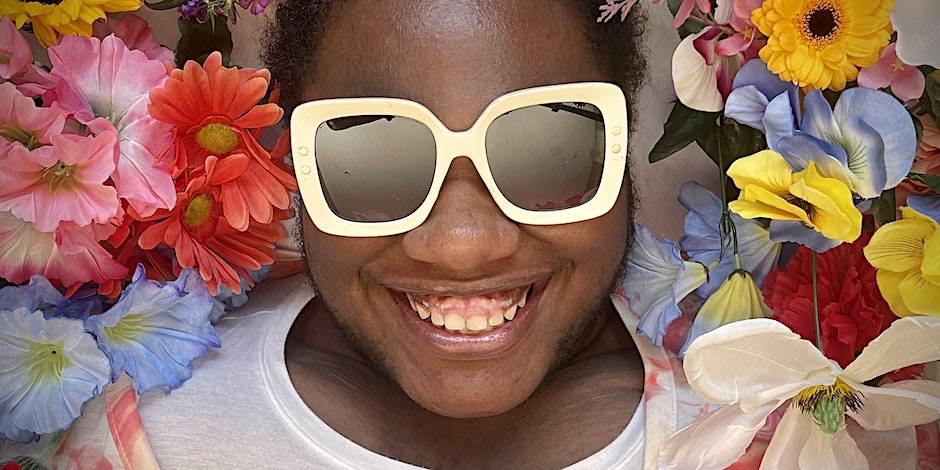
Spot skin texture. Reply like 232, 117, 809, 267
284, 0, 643, 466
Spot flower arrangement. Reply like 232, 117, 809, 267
0, 0, 295, 444
607, 0, 940, 467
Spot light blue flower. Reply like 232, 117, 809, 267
210, 265, 271, 322
909, 194, 940, 224
724, 59, 800, 149
678, 182, 781, 298
623, 224, 707, 347
0, 276, 97, 320
0, 308, 110, 442
84, 266, 220, 394
776, 88, 917, 199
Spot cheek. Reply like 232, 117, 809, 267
301, 216, 388, 300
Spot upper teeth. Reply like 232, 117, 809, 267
405, 288, 529, 334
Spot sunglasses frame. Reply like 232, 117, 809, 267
290, 82, 629, 237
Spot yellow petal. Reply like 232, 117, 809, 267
730, 189, 807, 223
791, 162, 862, 242
864, 218, 932, 272
923, 229, 940, 284
698, 271, 773, 327
876, 268, 918, 318
897, 269, 940, 317
727, 150, 794, 194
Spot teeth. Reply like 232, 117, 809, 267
466, 315, 488, 331
488, 311, 505, 327
444, 314, 466, 331
405, 286, 532, 333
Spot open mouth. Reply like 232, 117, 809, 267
404, 285, 531, 334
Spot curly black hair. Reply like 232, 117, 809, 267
262, 0, 648, 131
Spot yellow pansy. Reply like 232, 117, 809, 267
727, 150, 861, 244
864, 206, 940, 318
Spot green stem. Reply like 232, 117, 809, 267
812, 250, 823, 352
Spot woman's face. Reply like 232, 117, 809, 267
300, 0, 633, 418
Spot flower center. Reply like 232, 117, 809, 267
184, 193, 215, 228
195, 123, 239, 155
25, 340, 72, 384
784, 194, 817, 219
41, 161, 78, 192
797, 1, 845, 49
794, 378, 863, 434
103, 314, 148, 343
32, 0, 65, 4
0, 125, 41, 150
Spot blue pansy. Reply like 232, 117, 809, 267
678, 182, 782, 298
623, 224, 707, 347
908, 194, 940, 224
724, 59, 800, 149
84, 266, 220, 394
0, 308, 110, 442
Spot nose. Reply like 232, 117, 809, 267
402, 157, 521, 272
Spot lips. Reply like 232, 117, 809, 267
405, 285, 530, 334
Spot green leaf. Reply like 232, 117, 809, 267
925, 69, 940, 124
871, 188, 897, 225
144, 0, 187, 10
666, 0, 705, 38
175, 17, 234, 66
695, 116, 766, 168
649, 101, 719, 163
910, 173, 940, 193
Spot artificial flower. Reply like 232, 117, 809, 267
0, 275, 97, 320
890, 0, 940, 68
672, 28, 737, 112
0, 81, 64, 156
772, 87, 915, 200
236, 0, 270, 15
764, 232, 896, 368
681, 257, 772, 354
724, 59, 800, 148
622, 224, 708, 347
659, 316, 940, 469
672, 0, 709, 29
92, 14, 175, 64
48, 33, 176, 218
137, 161, 287, 295
596, 0, 662, 22
0, 211, 128, 286
678, 181, 781, 298
0, 0, 142, 47
727, 150, 861, 251
0, 129, 121, 232
751, 0, 893, 91
84, 266, 219, 394
0, 308, 111, 442
0, 16, 56, 98
857, 43, 925, 102
864, 195, 940, 318
148, 51, 295, 231
897, 114, 940, 206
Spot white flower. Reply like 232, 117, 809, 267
659, 316, 940, 469
891, 0, 940, 68
0, 308, 110, 442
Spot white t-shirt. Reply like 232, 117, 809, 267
136, 277, 654, 469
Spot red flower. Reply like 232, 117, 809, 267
762, 232, 896, 368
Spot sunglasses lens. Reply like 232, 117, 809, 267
314, 115, 436, 222
485, 102, 606, 211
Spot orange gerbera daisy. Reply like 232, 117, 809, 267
148, 52, 296, 231
137, 157, 289, 295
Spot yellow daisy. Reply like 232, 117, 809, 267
752, 0, 894, 91
0, 0, 141, 47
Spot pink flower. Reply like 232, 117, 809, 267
0, 130, 121, 232
0, 82, 65, 157
858, 43, 926, 102
237, 0, 271, 15
673, 0, 711, 29
48, 34, 176, 218
0, 16, 57, 98
0, 211, 127, 287
92, 14, 175, 65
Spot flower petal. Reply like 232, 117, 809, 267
725, 85, 770, 131
844, 316, 940, 382
837, 116, 888, 199
762, 91, 798, 149
891, 0, 940, 67
683, 318, 833, 410
759, 407, 814, 470
672, 32, 725, 112
798, 420, 868, 470
846, 380, 940, 430
769, 220, 844, 252
864, 218, 933, 272
659, 402, 779, 470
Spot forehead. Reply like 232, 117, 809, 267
304, 0, 609, 130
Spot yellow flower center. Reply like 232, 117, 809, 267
794, 377, 863, 434
41, 160, 78, 193
184, 194, 215, 228
103, 314, 148, 343
195, 123, 239, 155
892, 59, 906, 72
796, 0, 846, 50
25, 340, 72, 385
1, 125, 41, 150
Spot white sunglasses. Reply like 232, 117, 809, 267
290, 82, 629, 237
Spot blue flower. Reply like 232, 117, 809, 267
678, 182, 781, 298
724, 59, 800, 149
84, 266, 220, 394
623, 224, 707, 347
0, 308, 110, 442
210, 265, 271, 323
0, 276, 96, 320
776, 88, 916, 199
